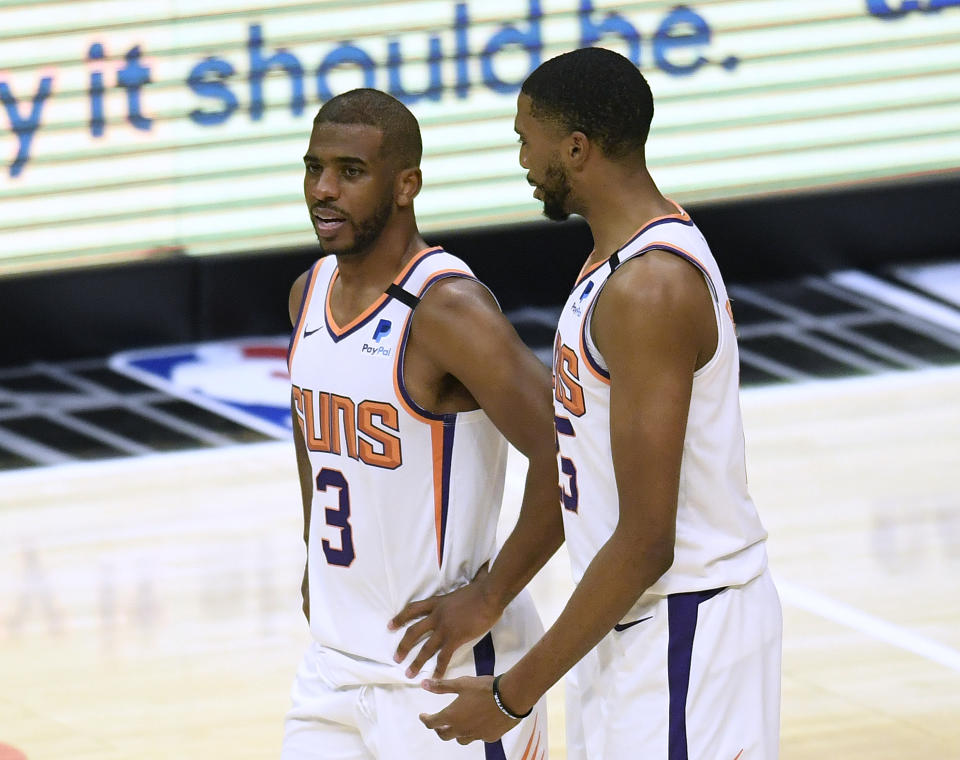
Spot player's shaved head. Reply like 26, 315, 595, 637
313, 89, 422, 170
521, 47, 654, 161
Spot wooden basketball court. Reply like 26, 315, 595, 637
1, 366, 959, 759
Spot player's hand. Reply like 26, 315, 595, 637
389, 563, 503, 679
419, 675, 518, 744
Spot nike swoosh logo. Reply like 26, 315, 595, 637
303, 326, 323, 338
613, 615, 652, 632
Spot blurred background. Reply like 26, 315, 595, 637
1, 2, 959, 758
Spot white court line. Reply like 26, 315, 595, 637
778, 579, 960, 674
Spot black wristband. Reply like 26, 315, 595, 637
491, 674, 532, 720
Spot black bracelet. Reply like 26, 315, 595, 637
491, 674, 532, 720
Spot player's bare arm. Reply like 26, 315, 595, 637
289, 270, 314, 622
389, 275, 563, 678
419, 250, 718, 743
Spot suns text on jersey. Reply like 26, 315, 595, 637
292, 385, 402, 470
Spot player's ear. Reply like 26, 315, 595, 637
568, 131, 589, 168
395, 167, 422, 207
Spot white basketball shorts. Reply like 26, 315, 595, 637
565, 568, 782, 760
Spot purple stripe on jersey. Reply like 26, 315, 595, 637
323, 248, 446, 343
667, 587, 727, 760
438, 419, 455, 566
473, 633, 508, 760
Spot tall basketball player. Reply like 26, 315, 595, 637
400, 49, 784, 759
283, 89, 559, 759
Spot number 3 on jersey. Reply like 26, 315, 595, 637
555, 416, 579, 512
316, 468, 355, 566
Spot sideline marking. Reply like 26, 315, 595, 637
778, 579, 960, 674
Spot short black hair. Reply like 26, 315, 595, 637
313, 88, 422, 169
521, 47, 653, 160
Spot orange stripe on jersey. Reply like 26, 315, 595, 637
288, 264, 322, 372
520, 714, 540, 760
430, 421, 445, 567
325, 246, 443, 336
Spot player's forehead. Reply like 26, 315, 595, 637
306, 121, 384, 161
514, 93, 534, 133
514, 93, 561, 140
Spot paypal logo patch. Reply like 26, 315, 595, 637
373, 319, 392, 343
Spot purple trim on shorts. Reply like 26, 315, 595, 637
437, 419, 455, 564
667, 587, 726, 760
473, 633, 508, 760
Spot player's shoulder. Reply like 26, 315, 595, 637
415, 272, 497, 319
288, 265, 316, 326
607, 248, 708, 310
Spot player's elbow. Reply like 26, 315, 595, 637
618, 523, 675, 586
650, 542, 674, 580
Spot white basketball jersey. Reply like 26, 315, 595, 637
287, 246, 511, 685
553, 205, 769, 612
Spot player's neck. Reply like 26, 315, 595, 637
332, 220, 427, 321
580, 169, 676, 264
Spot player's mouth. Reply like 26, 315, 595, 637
527, 175, 543, 200
312, 207, 348, 235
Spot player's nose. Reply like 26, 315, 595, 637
307, 168, 339, 201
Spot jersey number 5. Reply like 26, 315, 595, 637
316, 468, 355, 566
555, 416, 579, 512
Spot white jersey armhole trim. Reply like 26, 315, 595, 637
580, 249, 726, 378
395, 270, 498, 424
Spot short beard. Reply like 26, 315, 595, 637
316, 192, 394, 257
541, 157, 572, 222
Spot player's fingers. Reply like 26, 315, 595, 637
406, 633, 444, 678
393, 618, 433, 663
432, 647, 454, 680
434, 726, 457, 741
388, 598, 435, 630
456, 737, 475, 746
420, 677, 462, 695
418, 710, 447, 730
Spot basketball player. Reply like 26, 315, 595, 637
402, 49, 783, 758
282, 89, 561, 759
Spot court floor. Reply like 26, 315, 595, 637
1, 364, 959, 759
